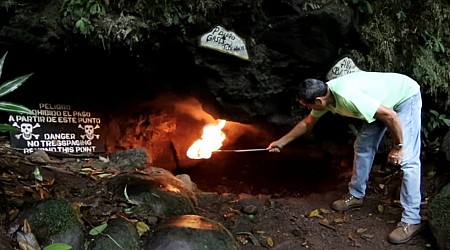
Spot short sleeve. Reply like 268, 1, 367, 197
310, 109, 328, 119
350, 92, 381, 123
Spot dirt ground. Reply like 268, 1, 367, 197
179, 147, 447, 250
1, 142, 448, 250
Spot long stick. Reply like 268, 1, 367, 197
214, 148, 268, 153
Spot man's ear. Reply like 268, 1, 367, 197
314, 97, 325, 105
315, 88, 330, 105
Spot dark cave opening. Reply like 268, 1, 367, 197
174, 142, 349, 197
168, 112, 353, 197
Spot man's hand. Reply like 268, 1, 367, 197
388, 147, 404, 165
267, 140, 284, 153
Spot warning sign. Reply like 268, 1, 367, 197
8, 103, 105, 154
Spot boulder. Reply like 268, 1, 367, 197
26, 198, 85, 250
429, 182, 450, 250
90, 217, 140, 250
143, 214, 238, 250
107, 170, 197, 219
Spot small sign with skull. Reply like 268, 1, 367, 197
8, 103, 105, 154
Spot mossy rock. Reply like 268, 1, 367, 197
429, 182, 450, 250
90, 217, 140, 250
27, 198, 85, 250
108, 171, 197, 219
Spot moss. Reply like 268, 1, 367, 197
28, 199, 81, 238
429, 183, 450, 237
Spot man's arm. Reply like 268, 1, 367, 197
268, 114, 319, 152
374, 105, 402, 145
374, 105, 403, 164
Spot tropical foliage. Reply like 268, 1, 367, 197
0, 52, 34, 132
349, 0, 450, 110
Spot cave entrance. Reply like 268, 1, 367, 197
175, 146, 344, 197
104, 94, 349, 197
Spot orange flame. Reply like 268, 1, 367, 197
162, 184, 181, 193
187, 119, 226, 159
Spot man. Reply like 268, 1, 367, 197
267, 71, 423, 244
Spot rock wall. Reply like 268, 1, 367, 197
0, 0, 356, 128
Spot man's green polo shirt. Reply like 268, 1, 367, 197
311, 72, 420, 123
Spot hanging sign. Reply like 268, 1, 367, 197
8, 103, 105, 154
326, 57, 364, 80
199, 25, 249, 60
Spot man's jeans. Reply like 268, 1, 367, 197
349, 93, 422, 224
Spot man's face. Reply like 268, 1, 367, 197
299, 99, 327, 111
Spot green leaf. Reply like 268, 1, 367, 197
123, 185, 140, 205
427, 169, 436, 178
124, 184, 130, 202
0, 73, 33, 98
188, 15, 194, 23
89, 223, 108, 235
0, 52, 7, 79
75, 18, 86, 30
377, 204, 385, 213
364, 1, 373, 14
0, 101, 34, 115
443, 118, 450, 127
43, 243, 73, 250
430, 110, 439, 116
0, 123, 19, 132
90, 3, 104, 15
433, 121, 439, 129
173, 14, 179, 25
33, 167, 43, 181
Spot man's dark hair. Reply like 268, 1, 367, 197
296, 78, 327, 104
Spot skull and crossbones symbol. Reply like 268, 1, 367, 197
13, 122, 41, 140
78, 124, 100, 140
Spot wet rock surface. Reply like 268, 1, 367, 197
107, 171, 197, 219
143, 214, 238, 250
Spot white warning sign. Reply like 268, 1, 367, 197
199, 25, 249, 60
9, 103, 105, 154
